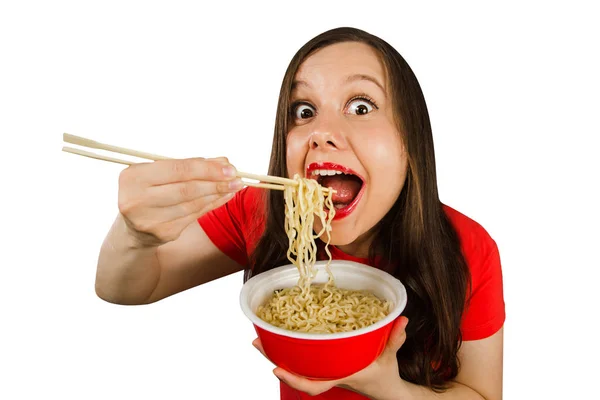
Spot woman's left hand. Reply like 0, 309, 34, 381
252, 316, 409, 397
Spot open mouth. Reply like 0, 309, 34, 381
306, 162, 365, 220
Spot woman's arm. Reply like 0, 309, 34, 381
96, 213, 243, 304
399, 327, 503, 400
95, 157, 244, 305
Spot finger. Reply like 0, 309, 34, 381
147, 178, 243, 207
128, 193, 229, 232
175, 192, 234, 227
147, 194, 234, 241
136, 158, 238, 186
162, 193, 231, 221
384, 316, 409, 354
273, 368, 338, 396
252, 338, 267, 357
207, 156, 229, 163
196, 191, 236, 216
251, 338, 276, 364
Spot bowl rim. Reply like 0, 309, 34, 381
239, 260, 407, 340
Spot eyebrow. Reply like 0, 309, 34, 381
345, 74, 386, 93
291, 80, 309, 90
291, 73, 386, 94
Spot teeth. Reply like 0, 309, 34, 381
311, 169, 345, 176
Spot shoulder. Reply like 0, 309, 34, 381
442, 204, 502, 293
198, 186, 265, 235
233, 186, 262, 204
443, 205, 505, 339
442, 204, 498, 258
229, 186, 264, 215
239, 186, 263, 202
234, 186, 266, 248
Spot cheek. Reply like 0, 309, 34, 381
380, 128, 403, 161
358, 126, 405, 173
286, 131, 307, 176
358, 127, 407, 199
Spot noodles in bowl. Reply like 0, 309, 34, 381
240, 260, 407, 378
257, 282, 392, 334
256, 175, 392, 333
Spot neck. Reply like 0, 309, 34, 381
336, 243, 369, 258
335, 229, 377, 259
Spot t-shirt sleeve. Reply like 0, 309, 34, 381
197, 189, 249, 267
460, 234, 506, 341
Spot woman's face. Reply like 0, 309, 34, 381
286, 41, 408, 257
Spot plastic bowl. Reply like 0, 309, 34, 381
240, 260, 407, 379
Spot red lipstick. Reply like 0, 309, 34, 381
305, 162, 366, 221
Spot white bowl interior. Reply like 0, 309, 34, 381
240, 260, 407, 340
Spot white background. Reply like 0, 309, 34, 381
1, 1, 598, 399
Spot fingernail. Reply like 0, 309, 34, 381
229, 178, 243, 190
223, 166, 236, 177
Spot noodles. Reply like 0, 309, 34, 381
256, 174, 392, 333
283, 175, 335, 289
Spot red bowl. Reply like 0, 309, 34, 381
240, 260, 407, 379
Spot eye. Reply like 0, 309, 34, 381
346, 97, 377, 116
293, 103, 316, 119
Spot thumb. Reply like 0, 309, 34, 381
385, 316, 409, 354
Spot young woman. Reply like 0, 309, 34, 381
96, 27, 504, 400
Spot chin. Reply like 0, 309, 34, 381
322, 228, 362, 247
326, 236, 355, 247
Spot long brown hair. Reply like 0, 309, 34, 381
246, 27, 470, 391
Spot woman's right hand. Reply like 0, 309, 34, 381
117, 157, 242, 247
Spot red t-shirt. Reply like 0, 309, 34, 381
198, 187, 505, 400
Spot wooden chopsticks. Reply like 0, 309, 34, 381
62, 133, 171, 162
61, 133, 333, 193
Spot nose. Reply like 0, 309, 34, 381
308, 117, 348, 151
310, 134, 336, 150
